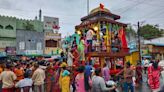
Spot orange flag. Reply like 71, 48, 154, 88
100, 3, 104, 10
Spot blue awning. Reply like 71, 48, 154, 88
147, 43, 164, 47
142, 55, 152, 58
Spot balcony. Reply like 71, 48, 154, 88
85, 45, 129, 57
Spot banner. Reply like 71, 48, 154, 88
44, 16, 59, 32
6, 47, 16, 55
118, 27, 128, 48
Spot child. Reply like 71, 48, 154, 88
15, 72, 33, 92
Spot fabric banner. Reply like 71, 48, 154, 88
118, 27, 128, 48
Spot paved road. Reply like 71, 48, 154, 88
135, 82, 151, 92
117, 73, 156, 92
117, 82, 151, 92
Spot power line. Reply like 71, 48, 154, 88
142, 9, 164, 21
119, 0, 148, 14
126, 0, 164, 7
114, 0, 164, 26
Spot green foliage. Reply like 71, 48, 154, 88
140, 24, 163, 40
125, 26, 137, 36
23, 21, 34, 31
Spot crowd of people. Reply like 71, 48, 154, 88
1, 54, 164, 92
0, 31, 164, 92
0, 54, 118, 92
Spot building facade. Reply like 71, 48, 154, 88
16, 30, 44, 55
143, 44, 164, 60
44, 32, 61, 55
0, 16, 17, 49
142, 37, 164, 60
0, 15, 43, 56
43, 16, 61, 55
0, 15, 62, 56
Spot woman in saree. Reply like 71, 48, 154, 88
61, 67, 71, 92
78, 37, 85, 65
148, 62, 161, 92
45, 63, 55, 92
54, 62, 61, 92
72, 45, 80, 66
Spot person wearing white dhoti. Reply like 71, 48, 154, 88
67, 50, 74, 66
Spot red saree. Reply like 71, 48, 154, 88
148, 66, 160, 90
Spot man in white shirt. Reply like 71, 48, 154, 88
32, 63, 45, 92
143, 58, 149, 74
0, 63, 17, 92
158, 60, 164, 85
15, 72, 33, 92
105, 58, 111, 69
92, 68, 115, 92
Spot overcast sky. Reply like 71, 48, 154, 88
0, 0, 164, 37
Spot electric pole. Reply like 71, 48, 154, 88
137, 22, 142, 62
87, 0, 89, 15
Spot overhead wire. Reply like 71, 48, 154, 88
114, 0, 164, 27
0, 0, 164, 27
119, 0, 149, 14
126, 0, 164, 8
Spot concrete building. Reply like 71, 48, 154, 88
44, 32, 61, 55
16, 30, 44, 55
0, 15, 43, 56
142, 37, 164, 60
0, 16, 17, 49
0, 12, 62, 56
43, 16, 61, 55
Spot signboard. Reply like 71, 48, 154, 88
6, 47, 16, 55
0, 52, 6, 57
25, 50, 43, 55
44, 16, 59, 32
0, 48, 6, 57
45, 32, 61, 40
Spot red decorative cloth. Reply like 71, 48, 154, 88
118, 27, 128, 48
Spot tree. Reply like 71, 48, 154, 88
23, 21, 34, 31
139, 24, 163, 40
125, 26, 137, 41
126, 26, 137, 35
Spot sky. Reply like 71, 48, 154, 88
0, 0, 164, 37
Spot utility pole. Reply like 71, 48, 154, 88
87, 0, 89, 15
137, 22, 142, 62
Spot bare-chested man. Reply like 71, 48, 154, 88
116, 62, 134, 92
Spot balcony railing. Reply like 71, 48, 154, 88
86, 45, 129, 56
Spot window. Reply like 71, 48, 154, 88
19, 42, 25, 50
37, 42, 42, 50
5, 25, 14, 30
0, 25, 3, 29
46, 39, 57, 47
